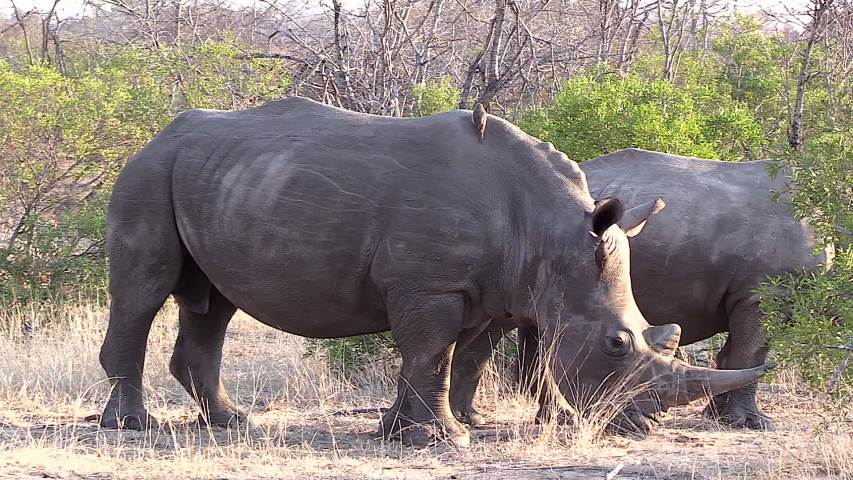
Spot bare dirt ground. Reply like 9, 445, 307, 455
0, 304, 850, 480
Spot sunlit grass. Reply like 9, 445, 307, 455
0, 301, 850, 479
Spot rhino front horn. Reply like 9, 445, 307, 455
658, 359, 774, 407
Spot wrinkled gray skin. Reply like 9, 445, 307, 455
99, 99, 769, 447
514, 148, 833, 433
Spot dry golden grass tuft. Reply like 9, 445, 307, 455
0, 303, 850, 479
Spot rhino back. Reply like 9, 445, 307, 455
141, 97, 584, 336
581, 148, 825, 342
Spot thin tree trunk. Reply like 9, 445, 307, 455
790, 0, 832, 150
10, 0, 34, 65
332, 0, 354, 110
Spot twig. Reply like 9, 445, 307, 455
330, 407, 389, 416
481, 464, 621, 472
0, 10, 33, 37
605, 463, 625, 480
239, 52, 310, 62
834, 223, 853, 237
827, 335, 853, 391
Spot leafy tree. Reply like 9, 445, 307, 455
758, 252, 853, 389
170, 34, 292, 111
712, 14, 790, 130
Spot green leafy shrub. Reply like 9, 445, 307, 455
0, 38, 291, 306
517, 69, 767, 162
758, 250, 853, 388
412, 76, 460, 117
304, 333, 399, 377
759, 134, 853, 390
169, 34, 292, 111
0, 59, 170, 303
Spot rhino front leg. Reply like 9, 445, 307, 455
169, 288, 246, 427
379, 290, 470, 447
703, 300, 775, 430
449, 317, 513, 426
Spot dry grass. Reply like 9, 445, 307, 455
0, 303, 851, 479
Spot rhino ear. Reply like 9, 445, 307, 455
620, 197, 666, 238
590, 197, 624, 238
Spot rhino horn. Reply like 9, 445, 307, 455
642, 323, 681, 357
619, 197, 665, 237
653, 358, 774, 407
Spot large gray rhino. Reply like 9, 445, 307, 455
98, 99, 769, 446
515, 148, 832, 432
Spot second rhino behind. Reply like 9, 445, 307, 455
517, 148, 833, 432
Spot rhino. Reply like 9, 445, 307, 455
514, 148, 833, 432
98, 98, 770, 446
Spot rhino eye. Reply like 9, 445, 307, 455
606, 331, 631, 355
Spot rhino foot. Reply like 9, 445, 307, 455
99, 409, 160, 430
454, 409, 486, 426
398, 422, 471, 447
378, 410, 470, 447
197, 410, 251, 429
702, 400, 775, 431
534, 402, 579, 426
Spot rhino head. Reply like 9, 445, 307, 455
533, 197, 772, 435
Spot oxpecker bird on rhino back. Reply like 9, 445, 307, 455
98, 98, 771, 446
517, 148, 833, 432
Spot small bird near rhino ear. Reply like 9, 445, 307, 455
473, 103, 487, 141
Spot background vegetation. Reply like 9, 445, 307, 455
0, 0, 851, 386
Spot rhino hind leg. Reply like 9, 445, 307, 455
702, 303, 775, 431
514, 325, 543, 398
378, 290, 471, 447
100, 289, 172, 430
170, 284, 246, 428
99, 230, 184, 431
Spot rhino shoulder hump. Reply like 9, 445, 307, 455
532, 142, 583, 180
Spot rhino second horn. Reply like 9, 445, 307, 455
643, 323, 681, 357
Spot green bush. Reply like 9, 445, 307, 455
0, 38, 291, 306
304, 333, 399, 376
517, 68, 767, 162
412, 76, 460, 117
0, 59, 169, 303
758, 250, 853, 389
759, 134, 853, 391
